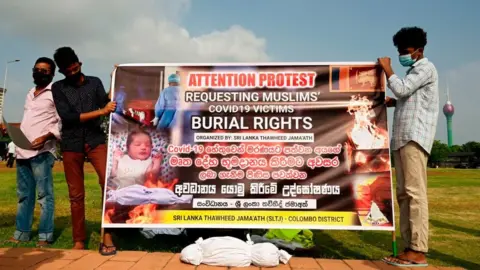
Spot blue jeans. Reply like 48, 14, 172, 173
14, 152, 55, 242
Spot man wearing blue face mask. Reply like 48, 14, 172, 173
378, 27, 439, 267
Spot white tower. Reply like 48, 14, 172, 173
0, 87, 5, 123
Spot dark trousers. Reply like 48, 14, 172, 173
7, 153, 15, 168
63, 144, 108, 242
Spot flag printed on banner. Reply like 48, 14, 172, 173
102, 62, 395, 231
330, 66, 350, 91
330, 65, 384, 92
349, 66, 384, 92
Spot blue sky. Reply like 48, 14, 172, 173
184, 0, 478, 65
1, 0, 479, 144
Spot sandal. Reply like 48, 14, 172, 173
36, 241, 52, 248
382, 256, 428, 268
381, 248, 411, 260
4, 237, 26, 245
99, 243, 117, 256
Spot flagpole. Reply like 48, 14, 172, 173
392, 231, 398, 256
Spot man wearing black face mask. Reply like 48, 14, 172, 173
7, 57, 61, 247
33, 63, 54, 87
51, 47, 116, 255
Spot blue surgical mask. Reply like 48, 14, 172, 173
399, 55, 415, 66
398, 49, 419, 67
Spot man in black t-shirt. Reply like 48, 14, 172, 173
51, 47, 117, 256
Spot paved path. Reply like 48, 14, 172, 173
0, 248, 465, 270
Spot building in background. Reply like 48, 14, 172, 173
445, 152, 477, 169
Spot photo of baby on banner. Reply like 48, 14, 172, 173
104, 66, 192, 224
104, 121, 193, 223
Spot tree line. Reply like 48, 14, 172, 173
429, 140, 480, 164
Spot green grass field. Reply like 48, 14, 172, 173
0, 163, 479, 268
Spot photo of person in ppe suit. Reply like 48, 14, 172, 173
151, 73, 180, 129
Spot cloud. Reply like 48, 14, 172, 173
83, 20, 269, 64
0, 0, 269, 121
0, 0, 269, 65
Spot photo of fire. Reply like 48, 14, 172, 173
344, 146, 391, 174
104, 204, 165, 225
344, 93, 391, 175
346, 94, 388, 150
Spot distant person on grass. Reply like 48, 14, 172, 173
6, 141, 16, 168
51, 47, 117, 255
378, 27, 439, 267
7, 57, 61, 247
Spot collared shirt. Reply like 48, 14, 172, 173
16, 83, 62, 159
388, 58, 439, 154
52, 76, 109, 153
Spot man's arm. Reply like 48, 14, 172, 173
80, 110, 107, 122
48, 106, 62, 140
387, 66, 433, 98
95, 78, 110, 109
52, 83, 107, 124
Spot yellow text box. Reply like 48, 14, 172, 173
159, 210, 357, 226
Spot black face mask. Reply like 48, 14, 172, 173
33, 72, 53, 87
66, 71, 83, 84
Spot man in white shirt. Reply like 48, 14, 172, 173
379, 26, 438, 268
7, 141, 16, 168
7, 57, 61, 247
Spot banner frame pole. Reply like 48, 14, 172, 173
392, 231, 398, 256
100, 228, 105, 248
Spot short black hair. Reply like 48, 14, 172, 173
34, 57, 56, 75
53, 47, 79, 70
126, 129, 152, 149
393, 27, 427, 50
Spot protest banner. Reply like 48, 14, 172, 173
101, 63, 395, 231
